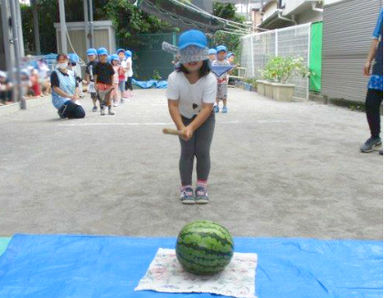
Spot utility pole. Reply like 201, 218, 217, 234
1, 0, 13, 75
15, 0, 24, 57
58, 0, 67, 53
9, 0, 25, 109
89, 0, 94, 48
83, 0, 90, 50
31, 0, 41, 55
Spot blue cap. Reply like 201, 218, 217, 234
117, 48, 125, 54
68, 53, 79, 63
227, 52, 234, 58
111, 54, 119, 61
178, 30, 208, 50
208, 48, 217, 55
86, 48, 97, 56
125, 50, 132, 57
97, 47, 108, 56
216, 45, 227, 53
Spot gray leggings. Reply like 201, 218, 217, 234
179, 113, 215, 186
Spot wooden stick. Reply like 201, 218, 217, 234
162, 128, 181, 136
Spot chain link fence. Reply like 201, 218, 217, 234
240, 23, 311, 100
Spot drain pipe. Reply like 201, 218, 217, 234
311, 2, 324, 13
277, 9, 296, 24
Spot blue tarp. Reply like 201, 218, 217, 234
132, 79, 168, 89
0, 234, 382, 297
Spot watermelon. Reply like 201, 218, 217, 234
176, 220, 234, 275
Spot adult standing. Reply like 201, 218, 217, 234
360, 8, 383, 154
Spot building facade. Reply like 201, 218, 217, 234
321, 0, 382, 103
259, 0, 323, 30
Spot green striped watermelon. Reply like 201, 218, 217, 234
176, 220, 234, 275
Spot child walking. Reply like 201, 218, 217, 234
94, 47, 115, 116
212, 45, 230, 113
85, 48, 99, 112
167, 29, 217, 204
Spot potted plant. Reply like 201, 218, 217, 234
261, 56, 310, 101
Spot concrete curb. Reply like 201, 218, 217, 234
0, 96, 49, 116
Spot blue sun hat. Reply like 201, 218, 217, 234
86, 48, 97, 56
125, 50, 132, 58
116, 48, 125, 55
208, 48, 217, 55
216, 45, 227, 53
111, 54, 119, 62
97, 47, 108, 56
177, 29, 209, 64
68, 53, 79, 64
227, 52, 234, 58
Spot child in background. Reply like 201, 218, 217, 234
68, 53, 84, 98
20, 69, 32, 99
227, 52, 235, 65
167, 29, 217, 204
125, 50, 134, 98
110, 54, 121, 107
208, 48, 217, 62
30, 68, 42, 97
85, 48, 99, 112
94, 47, 115, 116
212, 45, 230, 113
227, 52, 237, 86
117, 48, 128, 103
37, 59, 51, 96
0, 71, 12, 105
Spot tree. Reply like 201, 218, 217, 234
212, 2, 245, 61
21, 0, 176, 54
102, 0, 175, 49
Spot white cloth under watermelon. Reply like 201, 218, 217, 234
135, 248, 258, 298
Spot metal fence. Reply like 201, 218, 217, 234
240, 23, 311, 100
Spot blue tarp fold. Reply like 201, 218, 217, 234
132, 79, 168, 89
0, 234, 382, 297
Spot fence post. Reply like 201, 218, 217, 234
306, 24, 311, 100
250, 34, 255, 78
275, 29, 278, 57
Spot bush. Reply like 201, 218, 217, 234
261, 56, 311, 84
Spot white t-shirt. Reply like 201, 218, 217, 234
167, 71, 217, 119
126, 57, 133, 78
120, 60, 128, 80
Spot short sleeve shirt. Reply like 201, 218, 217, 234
368, 8, 383, 91
167, 71, 217, 119
85, 61, 98, 81
94, 62, 115, 85
372, 9, 383, 39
